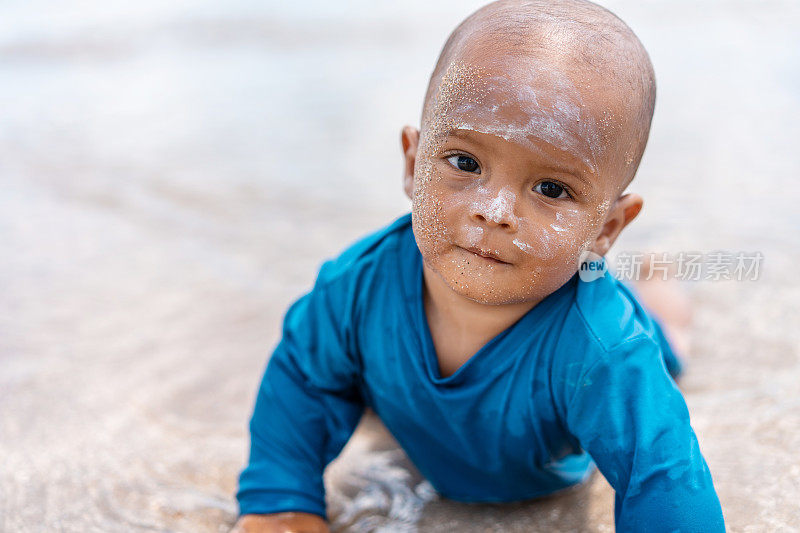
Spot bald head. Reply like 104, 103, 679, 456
422, 0, 656, 189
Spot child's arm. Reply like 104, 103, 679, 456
235, 259, 365, 527
565, 338, 725, 532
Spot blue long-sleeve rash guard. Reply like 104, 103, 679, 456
237, 213, 725, 532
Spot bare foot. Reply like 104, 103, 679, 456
630, 254, 693, 360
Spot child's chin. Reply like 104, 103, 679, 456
447, 277, 535, 306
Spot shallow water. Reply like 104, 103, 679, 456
1, 1, 799, 531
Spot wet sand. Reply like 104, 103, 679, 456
1, 1, 799, 531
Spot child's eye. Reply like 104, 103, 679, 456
446, 155, 481, 174
533, 181, 570, 199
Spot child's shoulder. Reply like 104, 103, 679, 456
570, 268, 662, 354
314, 212, 413, 287
549, 269, 676, 416
549, 269, 669, 382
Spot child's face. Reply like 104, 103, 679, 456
403, 50, 640, 306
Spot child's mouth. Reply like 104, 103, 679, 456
461, 245, 511, 265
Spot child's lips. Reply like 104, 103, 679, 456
461, 245, 512, 265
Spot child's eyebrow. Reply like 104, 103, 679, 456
447, 128, 597, 186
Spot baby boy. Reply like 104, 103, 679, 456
233, 0, 725, 531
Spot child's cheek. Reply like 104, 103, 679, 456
411, 156, 450, 259
515, 205, 607, 278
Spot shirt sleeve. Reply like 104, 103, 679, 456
236, 259, 365, 519
565, 338, 725, 532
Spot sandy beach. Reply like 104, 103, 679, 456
1, 1, 799, 531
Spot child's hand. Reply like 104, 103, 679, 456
229, 512, 330, 533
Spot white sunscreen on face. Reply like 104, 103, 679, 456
513, 238, 535, 253
438, 56, 602, 173
550, 211, 569, 233
464, 225, 484, 246
471, 186, 518, 225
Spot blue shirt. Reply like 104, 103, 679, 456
237, 213, 725, 532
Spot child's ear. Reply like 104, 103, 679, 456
401, 126, 420, 200
591, 193, 643, 256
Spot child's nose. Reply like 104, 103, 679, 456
470, 187, 520, 232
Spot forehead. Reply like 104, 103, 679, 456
424, 47, 629, 177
